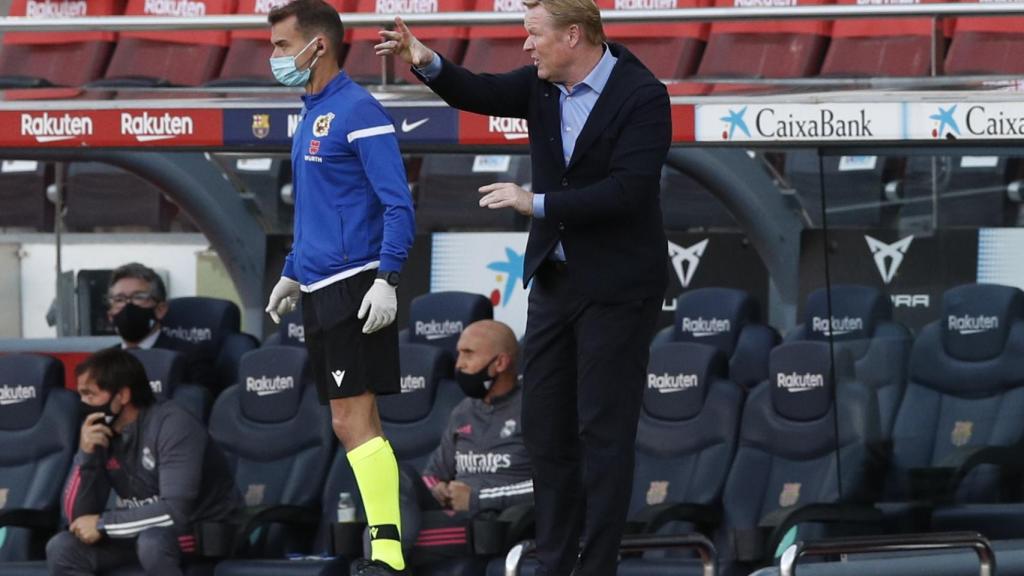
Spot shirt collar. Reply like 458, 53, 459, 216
557, 44, 617, 96
301, 70, 350, 108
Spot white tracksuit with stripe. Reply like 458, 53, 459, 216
64, 401, 240, 543
421, 385, 534, 514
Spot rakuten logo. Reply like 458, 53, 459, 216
948, 315, 1000, 336
246, 375, 295, 397
489, 117, 529, 140
811, 316, 864, 337
647, 373, 699, 394
287, 322, 305, 343
375, 0, 437, 12
493, 0, 524, 11
21, 113, 93, 143
455, 451, 512, 474
734, 0, 796, 6
26, 0, 87, 18
400, 375, 427, 394
776, 372, 825, 393
253, 0, 288, 12
121, 112, 194, 142
415, 320, 464, 341
615, 0, 675, 8
679, 317, 731, 338
162, 326, 213, 343
0, 385, 36, 406
143, 0, 206, 16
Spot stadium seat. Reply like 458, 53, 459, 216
64, 163, 179, 232
344, 0, 473, 84
127, 348, 213, 423
898, 155, 1021, 229
379, 342, 462, 472
697, 0, 833, 92
275, 305, 306, 348
945, 13, 1024, 74
90, 0, 234, 88
820, 0, 946, 77
783, 152, 896, 228
208, 346, 335, 558
416, 154, 531, 233
628, 342, 742, 528
161, 296, 259, 394
597, 0, 710, 80
0, 0, 121, 90
406, 291, 494, 358
213, 343, 454, 575
209, 0, 353, 87
461, 0, 533, 74
652, 287, 779, 390
882, 283, 1024, 504
0, 160, 53, 232
0, 354, 75, 563
787, 285, 912, 441
622, 341, 878, 576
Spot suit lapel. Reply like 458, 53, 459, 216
565, 53, 630, 172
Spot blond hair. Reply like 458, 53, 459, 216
522, 0, 606, 45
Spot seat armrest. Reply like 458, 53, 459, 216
755, 503, 882, 563
630, 502, 722, 535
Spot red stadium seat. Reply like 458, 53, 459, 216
597, 0, 710, 80
820, 0, 949, 77
698, 0, 833, 79
211, 0, 355, 86
93, 0, 236, 87
0, 0, 123, 89
945, 0, 1024, 74
461, 0, 532, 74
345, 0, 473, 83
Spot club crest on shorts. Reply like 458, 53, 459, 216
313, 112, 335, 138
779, 482, 801, 507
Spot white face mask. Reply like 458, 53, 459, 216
269, 37, 320, 87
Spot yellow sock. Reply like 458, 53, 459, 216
347, 437, 405, 571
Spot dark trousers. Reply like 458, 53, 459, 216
522, 261, 661, 576
46, 528, 184, 576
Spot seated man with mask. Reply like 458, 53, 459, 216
48, 348, 241, 576
408, 320, 533, 564
105, 262, 216, 390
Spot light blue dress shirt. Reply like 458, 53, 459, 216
417, 47, 619, 261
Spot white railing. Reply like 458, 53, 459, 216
2, 2, 1024, 32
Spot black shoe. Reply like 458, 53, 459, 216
351, 558, 408, 575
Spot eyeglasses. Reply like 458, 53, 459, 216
104, 292, 157, 307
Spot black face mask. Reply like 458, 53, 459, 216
80, 397, 118, 426
113, 303, 158, 343
456, 357, 497, 399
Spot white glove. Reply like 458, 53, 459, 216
265, 277, 300, 324
358, 279, 397, 334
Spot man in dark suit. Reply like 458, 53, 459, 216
378, 2, 670, 573
106, 263, 217, 391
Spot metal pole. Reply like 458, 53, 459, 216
53, 161, 64, 337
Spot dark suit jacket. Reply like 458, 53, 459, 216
419, 43, 671, 303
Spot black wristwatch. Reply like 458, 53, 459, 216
377, 270, 400, 287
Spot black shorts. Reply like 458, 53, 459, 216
301, 269, 400, 403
